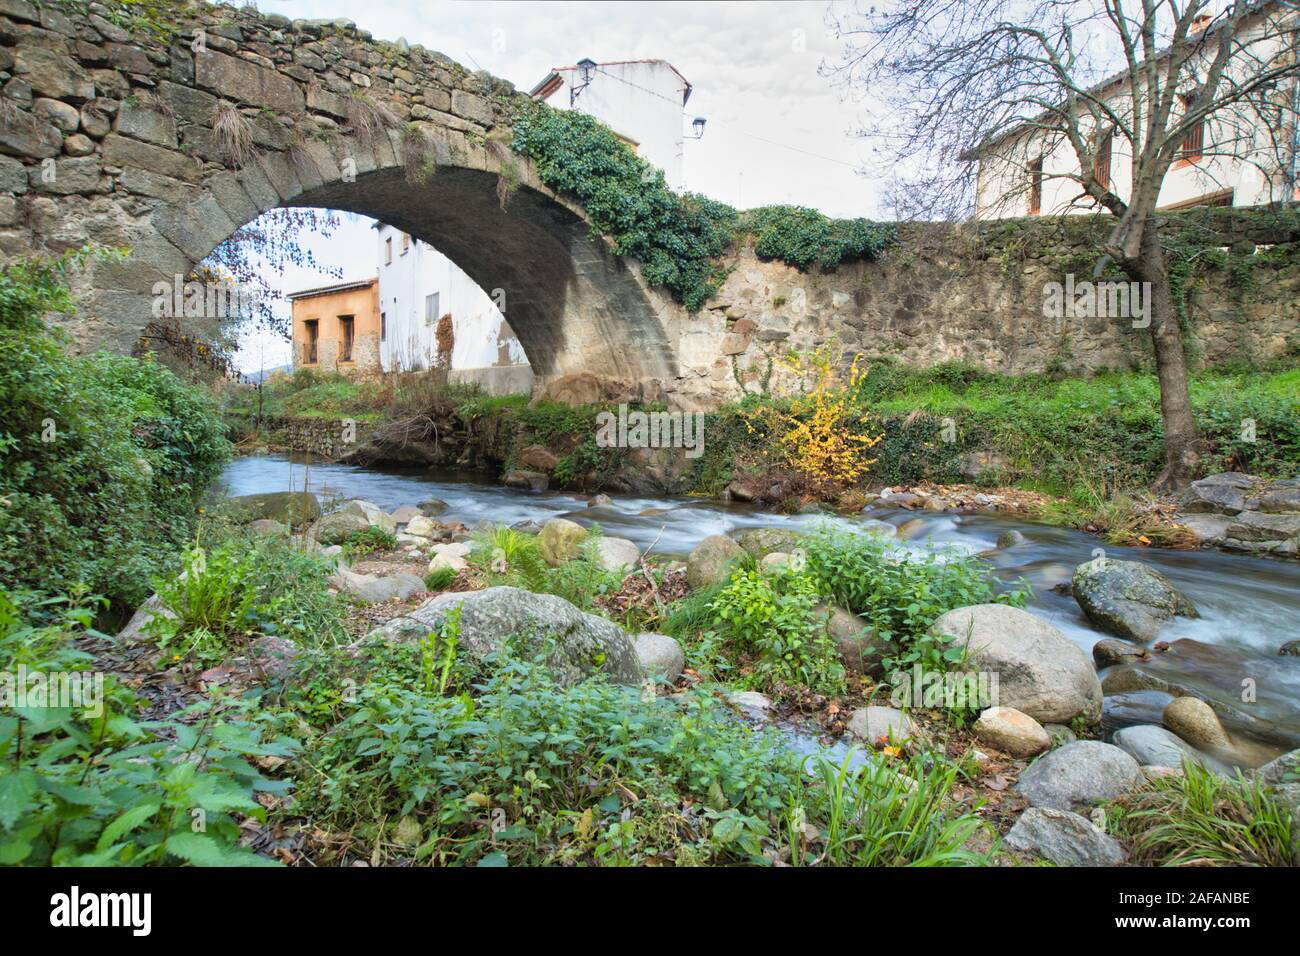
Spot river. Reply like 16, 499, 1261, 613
219, 453, 1300, 764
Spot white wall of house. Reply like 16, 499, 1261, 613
375, 222, 527, 375
533, 60, 691, 191
970, 13, 1297, 219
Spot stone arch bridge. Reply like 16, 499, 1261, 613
4, 3, 1298, 408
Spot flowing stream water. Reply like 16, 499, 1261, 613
219, 454, 1300, 765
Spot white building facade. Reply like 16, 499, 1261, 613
530, 59, 694, 191
967, 7, 1299, 219
374, 222, 529, 389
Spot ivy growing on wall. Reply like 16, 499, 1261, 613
510, 104, 897, 311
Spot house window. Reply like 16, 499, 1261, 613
1179, 94, 1204, 162
338, 315, 354, 362
385, 237, 393, 264
380, 312, 386, 342
401, 233, 410, 254
425, 292, 440, 326
1094, 131, 1112, 190
1027, 156, 1043, 215
302, 319, 318, 365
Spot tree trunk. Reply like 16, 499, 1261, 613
1127, 222, 1202, 491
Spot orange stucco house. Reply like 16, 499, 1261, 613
289, 278, 382, 378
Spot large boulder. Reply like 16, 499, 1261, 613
223, 491, 321, 528
735, 527, 803, 557
973, 706, 1051, 758
364, 586, 642, 687
1015, 740, 1140, 810
341, 499, 397, 535
1071, 557, 1198, 642
930, 605, 1102, 724
686, 534, 744, 589
1177, 472, 1261, 514
539, 518, 588, 566
1004, 807, 1127, 866
313, 510, 371, 546
633, 633, 684, 683
595, 536, 641, 573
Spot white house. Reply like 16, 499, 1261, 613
530, 59, 695, 191
965, 5, 1300, 219
374, 222, 530, 392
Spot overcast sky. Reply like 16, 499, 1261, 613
236, 0, 879, 369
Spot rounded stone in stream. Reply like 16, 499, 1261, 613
364, 586, 643, 688
1280, 640, 1300, 657
539, 518, 588, 566
1162, 696, 1231, 751
1015, 740, 1140, 810
1092, 638, 1151, 668
735, 527, 803, 557
416, 497, 449, 516
996, 529, 1025, 549
1111, 724, 1227, 774
1071, 557, 1198, 642
973, 706, 1050, 757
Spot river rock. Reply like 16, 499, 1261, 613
858, 518, 896, 537
313, 510, 371, 546
404, 515, 441, 540
223, 491, 322, 528
760, 551, 791, 571
895, 517, 926, 539
1092, 638, 1150, 668
331, 566, 426, 604
341, 499, 398, 535
1178, 472, 1261, 514
634, 632, 684, 683
389, 505, 421, 524
416, 497, 449, 516
1253, 748, 1300, 788
502, 470, 548, 491
587, 493, 613, 508
539, 518, 588, 566
847, 705, 917, 746
930, 604, 1102, 724
1004, 807, 1127, 866
686, 534, 744, 589
996, 529, 1025, 549
1015, 741, 1140, 810
1280, 640, 1300, 657
510, 519, 544, 535
517, 445, 559, 472
427, 542, 470, 574
595, 536, 640, 572
1072, 557, 1198, 642
365, 586, 643, 687
729, 690, 772, 714
1111, 724, 1226, 773
973, 706, 1051, 758
1045, 724, 1076, 748
817, 603, 892, 676
1162, 696, 1231, 751
735, 527, 803, 557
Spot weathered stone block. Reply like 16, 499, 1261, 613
114, 101, 177, 148
102, 133, 202, 182
0, 111, 62, 158
27, 156, 107, 195
195, 49, 304, 112
450, 88, 492, 125
13, 47, 93, 102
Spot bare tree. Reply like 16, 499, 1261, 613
826, 0, 1300, 489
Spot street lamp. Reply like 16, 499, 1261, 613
572, 57, 597, 106
690, 116, 707, 139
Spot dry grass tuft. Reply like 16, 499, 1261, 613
211, 100, 255, 168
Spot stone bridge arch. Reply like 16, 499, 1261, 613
0, 1, 679, 397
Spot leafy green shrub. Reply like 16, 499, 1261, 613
148, 533, 346, 664
710, 567, 845, 694
342, 525, 398, 561
0, 590, 298, 866
470, 524, 548, 591
0, 253, 229, 608
801, 528, 1030, 675
510, 105, 896, 311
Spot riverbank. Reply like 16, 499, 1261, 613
70, 467, 1300, 867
